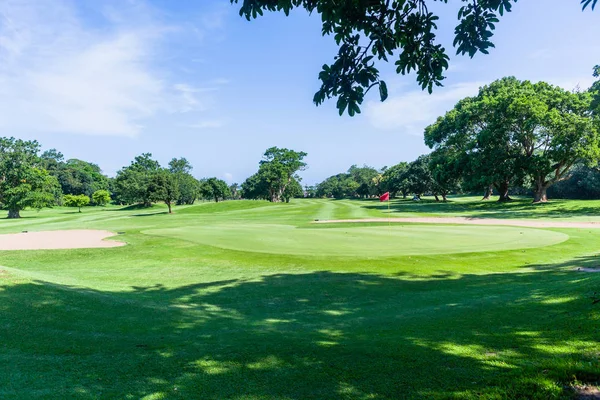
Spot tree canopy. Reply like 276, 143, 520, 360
0, 138, 60, 218
243, 147, 307, 202
425, 77, 599, 202
64, 194, 91, 213
200, 178, 231, 203
231, 0, 595, 116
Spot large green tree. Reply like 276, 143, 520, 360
168, 157, 199, 205
380, 162, 409, 198
148, 169, 180, 214
114, 153, 161, 206
200, 178, 231, 203
425, 77, 599, 202
246, 147, 307, 203
0, 138, 60, 218
231, 0, 595, 116
316, 173, 359, 198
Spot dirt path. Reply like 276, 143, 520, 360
0, 230, 125, 250
314, 217, 600, 229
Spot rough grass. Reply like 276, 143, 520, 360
0, 197, 599, 399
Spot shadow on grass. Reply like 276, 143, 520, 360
363, 198, 600, 220
0, 269, 598, 399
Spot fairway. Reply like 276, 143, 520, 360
0, 198, 599, 400
145, 224, 568, 256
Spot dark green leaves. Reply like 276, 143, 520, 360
582, 0, 598, 10
230, 0, 593, 116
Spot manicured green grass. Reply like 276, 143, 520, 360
0, 198, 599, 399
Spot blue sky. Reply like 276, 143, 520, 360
0, 0, 598, 185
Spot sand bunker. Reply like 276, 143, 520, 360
0, 230, 125, 250
314, 217, 600, 229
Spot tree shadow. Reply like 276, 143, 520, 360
0, 269, 598, 399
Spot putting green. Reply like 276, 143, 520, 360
144, 223, 568, 257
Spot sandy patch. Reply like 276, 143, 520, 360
314, 217, 600, 229
0, 230, 125, 250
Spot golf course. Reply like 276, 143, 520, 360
1, 197, 599, 399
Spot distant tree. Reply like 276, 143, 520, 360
200, 178, 231, 203
53, 159, 109, 197
147, 170, 180, 214
230, 1, 595, 116
348, 165, 380, 198
92, 190, 111, 206
405, 155, 435, 200
168, 157, 193, 174
0, 138, 60, 218
114, 153, 161, 206
229, 183, 241, 200
428, 148, 461, 201
241, 173, 270, 200
381, 162, 409, 198
304, 185, 317, 198
245, 147, 307, 202
64, 194, 90, 213
316, 173, 359, 198
176, 173, 200, 205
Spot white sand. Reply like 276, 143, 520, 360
0, 230, 125, 250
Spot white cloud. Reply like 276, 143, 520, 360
0, 0, 218, 137
365, 82, 484, 134
223, 172, 233, 182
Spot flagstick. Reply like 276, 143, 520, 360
388, 198, 390, 229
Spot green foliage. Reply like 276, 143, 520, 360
316, 172, 360, 199
228, 0, 600, 116
229, 183, 241, 200
114, 153, 161, 206
168, 157, 193, 175
317, 165, 381, 199
147, 169, 180, 213
200, 177, 231, 203
381, 162, 409, 198
176, 173, 200, 205
547, 162, 600, 199
92, 190, 111, 206
0, 137, 59, 218
405, 155, 435, 198
282, 178, 303, 203
244, 147, 307, 202
591, 64, 600, 115
63, 194, 91, 212
425, 77, 599, 202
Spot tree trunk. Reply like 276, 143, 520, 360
482, 185, 493, 201
442, 193, 447, 202
78, 207, 81, 213
214, 195, 219, 203
495, 182, 511, 202
533, 184, 549, 203
434, 194, 440, 202
7, 209, 20, 219
167, 202, 172, 213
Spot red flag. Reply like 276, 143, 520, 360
379, 192, 390, 202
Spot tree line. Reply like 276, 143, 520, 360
315, 71, 600, 203
0, 142, 308, 218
